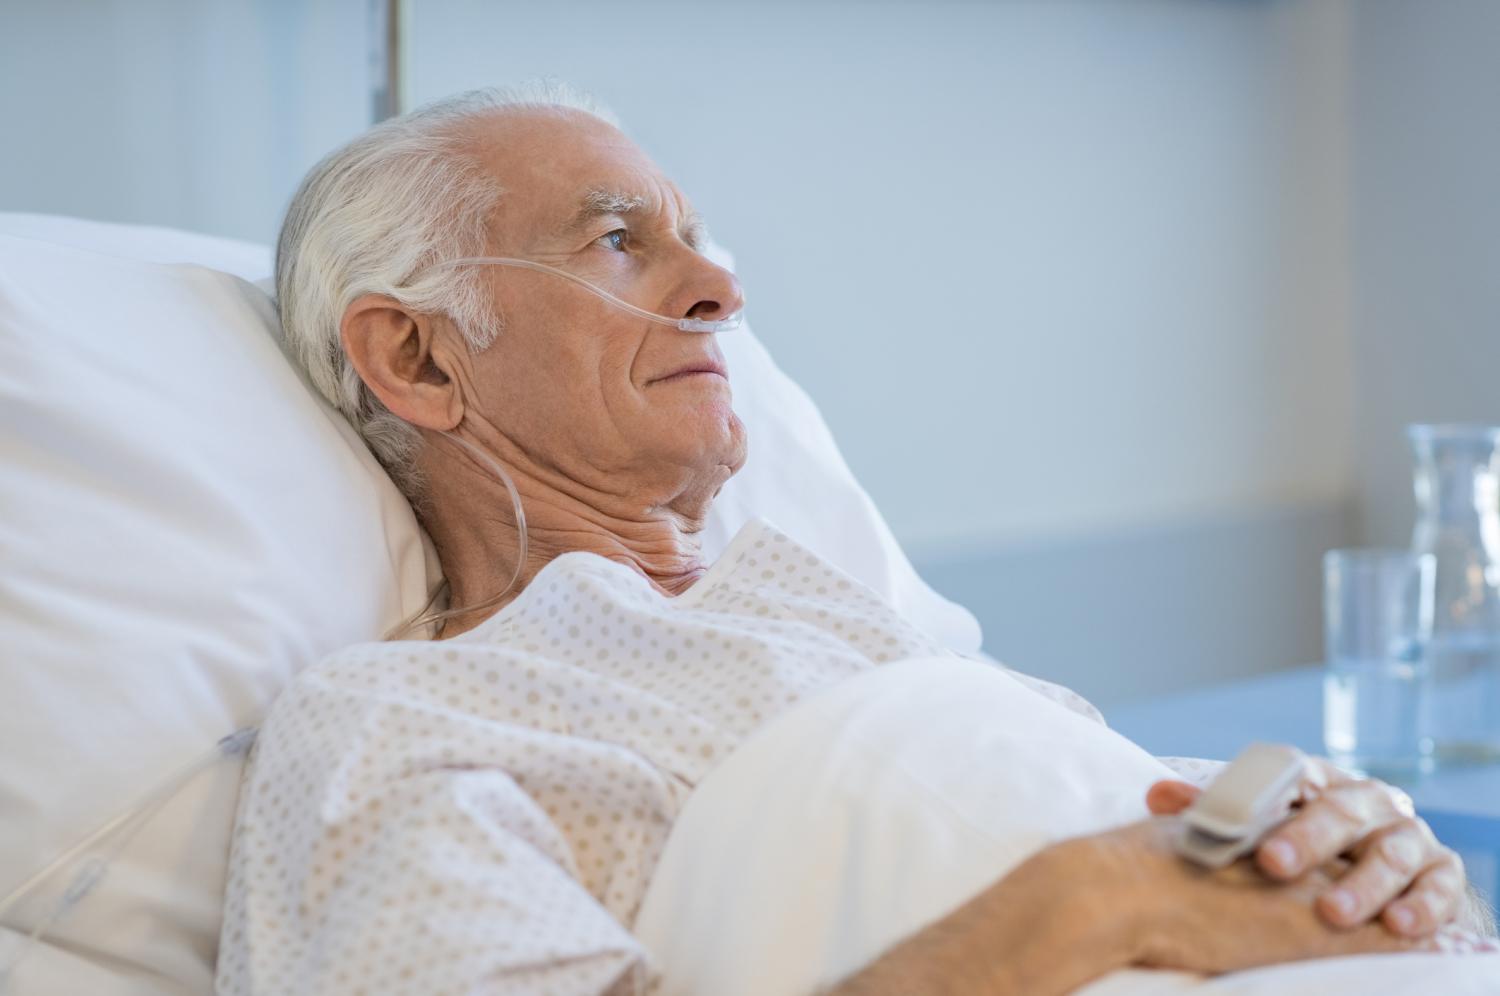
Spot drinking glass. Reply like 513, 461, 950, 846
1322, 549, 1436, 780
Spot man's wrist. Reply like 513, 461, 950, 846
956, 838, 1150, 994
1026, 836, 1157, 969
827, 836, 1152, 995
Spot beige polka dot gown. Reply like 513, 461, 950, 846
216, 518, 1108, 995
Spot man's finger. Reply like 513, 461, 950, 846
1381, 855, 1467, 937
1316, 819, 1440, 927
1146, 779, 1199, 815
1257, 781, 1404, 879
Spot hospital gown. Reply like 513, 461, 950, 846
216, 517, 1173, 996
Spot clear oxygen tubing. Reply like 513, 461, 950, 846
383, 429, 530, 641
428, 256, 744, 334
0, 728, 259, 991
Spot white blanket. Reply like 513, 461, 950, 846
633, 657, 1500, 994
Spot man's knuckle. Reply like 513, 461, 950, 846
1349, 878, 1385, 912
1421, 855, 1466, 898
1382, 784, 1417, 818
1416, 887, 1450, 921
1376, 824, 1424, 874
1409, 816, 1439, 847
1299, 796, 1365, 851
1325, 785, 1375, 827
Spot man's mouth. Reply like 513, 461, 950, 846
650, 361, 728, 385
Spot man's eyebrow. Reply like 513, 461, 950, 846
566, 188, 709, 250
567, 189, 650, 229
680, 209, 708, 251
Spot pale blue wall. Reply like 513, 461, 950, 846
405, 0, 1356, 701
0, 0, 1390, 703
919, 500, 1354, 704
405, 0, 1355, 560
0, 0, 370, 244
1349, 0, 1500, 547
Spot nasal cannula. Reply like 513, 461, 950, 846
428, 256, 744, 333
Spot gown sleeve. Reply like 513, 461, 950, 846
216, 668, 660, 996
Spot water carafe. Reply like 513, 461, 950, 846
1408, 424, 1500, 763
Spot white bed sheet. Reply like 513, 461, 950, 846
634, 657, 1500, 994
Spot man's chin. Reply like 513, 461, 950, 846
679, 408, 747, 484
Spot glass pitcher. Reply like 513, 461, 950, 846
1408, 424, 1500, 764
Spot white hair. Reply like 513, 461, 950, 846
275, 81, 618, 497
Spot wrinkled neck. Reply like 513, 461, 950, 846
416, 440, 713, 638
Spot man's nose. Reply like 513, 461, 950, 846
674, 255, 745, 325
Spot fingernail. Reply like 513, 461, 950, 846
1389, 905, 1416, 932
1327, 888, 1355, 917
1265, 839, 1298, 872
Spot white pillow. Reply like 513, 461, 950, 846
0, 234, 434, 994
699, 244, 982, 656
634, 657, 1500, 996
0, 214, 980, 994
0, 212, 272, 283
0, 214, 979, 654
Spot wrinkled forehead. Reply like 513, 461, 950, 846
463, 108, 687, 248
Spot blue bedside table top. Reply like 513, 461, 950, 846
1107, 664, 1500, 908
1106, 665, 1500, 818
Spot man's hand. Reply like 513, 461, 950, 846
833, 752, 1485, 995
1088, 817, 1431, 976
831, 808, 1436, 995
1146, 755, 1471, 938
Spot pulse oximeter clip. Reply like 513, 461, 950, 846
1176, 742, 1308, 869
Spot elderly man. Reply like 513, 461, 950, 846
217, 84, 1487, 995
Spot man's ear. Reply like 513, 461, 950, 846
339, 294, 464, 431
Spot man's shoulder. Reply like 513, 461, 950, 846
251, 638, 541, 783
268, 637, 534, 719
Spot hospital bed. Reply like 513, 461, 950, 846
4, 212, 1499, 995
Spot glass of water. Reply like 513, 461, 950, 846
1323, 549, 1436, 780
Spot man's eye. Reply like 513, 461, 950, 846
596, 229, 628, 252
